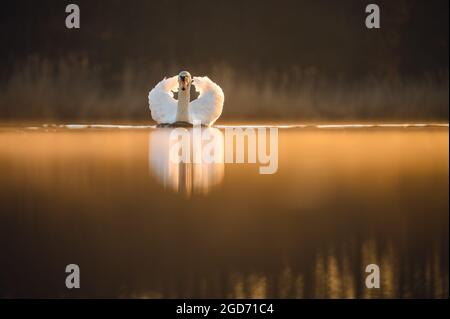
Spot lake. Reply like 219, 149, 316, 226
0, 124, 448, 298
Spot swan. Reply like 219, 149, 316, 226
148, 71, 224, 126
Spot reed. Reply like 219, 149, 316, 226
0, 56, 448, 122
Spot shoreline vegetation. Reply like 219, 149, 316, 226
0, 57, 448, 122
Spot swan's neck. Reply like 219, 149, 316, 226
176, 88, 190, 122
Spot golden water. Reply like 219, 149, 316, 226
0, 125, 448, 298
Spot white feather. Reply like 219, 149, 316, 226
190, 76, 224, 126
148, 76, 178, 124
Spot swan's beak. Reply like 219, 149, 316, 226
179, 76, 190, 91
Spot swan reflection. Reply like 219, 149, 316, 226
148, 127, 224, 195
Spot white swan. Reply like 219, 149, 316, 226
148, 71, 224, 126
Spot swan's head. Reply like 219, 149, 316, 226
178, 71, 192, 91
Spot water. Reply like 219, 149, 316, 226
0, 124, 448, 298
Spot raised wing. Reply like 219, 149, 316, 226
148, 76, 178, 124
189, 76, 224, 126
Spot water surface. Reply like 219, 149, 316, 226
0, 124, 448, 298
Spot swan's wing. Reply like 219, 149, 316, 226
189, 76, 224, 126
148, 76, 178, 124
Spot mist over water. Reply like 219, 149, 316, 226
0, 59, 448, 122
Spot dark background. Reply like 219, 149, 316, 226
0, 0, 448, 122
